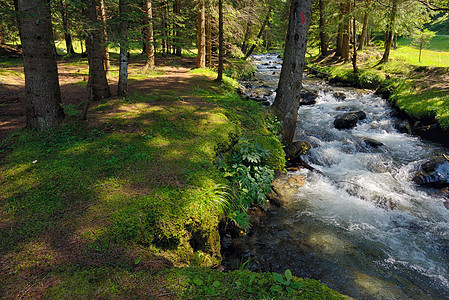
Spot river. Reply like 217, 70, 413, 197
231, 53, 449, 299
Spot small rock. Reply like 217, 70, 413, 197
395, 120, 413, 134
334, 111, 366, 129
333, 92, 346, 100
363, 138, 384, 148
298, 90, 319, 106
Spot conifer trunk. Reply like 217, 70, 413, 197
86, 0, 111, 101
380, 0, 398, 63
272, 0, 312, 147
216, 0, 223, 82
60, 0, 75, 54
358, 11, 369, 50
17, 0, 65, 130
118, 0, 128, 97
319, 0, 328, 56
143, 0, 155, 71
100, 0, 110, 72
196, 0, 206, 68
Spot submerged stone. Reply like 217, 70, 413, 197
413, 155, 449, 188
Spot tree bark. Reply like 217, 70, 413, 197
100, 0, 110, 73
216, 0, 223, 82
341, 1, 350, 60
245, 5, 272, 59
60, 0, 75, 54
196, 0, 206, 68
240, 0, 254, 55
17, 0, 65, 130
118, 0, 128, 97
335, 2, 344, 57
318, 0, 328, 56
272, 0, 312, 147
352, 0, 358, 73
380, 0, 398, 63
358, 11, 369, 50
174, 0, 182, 56
143, 0, 155, 71
205, 13, 212, 68
86, 0, 111, 101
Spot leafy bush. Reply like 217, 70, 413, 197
217, 138, 275, 229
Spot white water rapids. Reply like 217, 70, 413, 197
236, 53, 449, 299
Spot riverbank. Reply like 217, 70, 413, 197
0, 56, 346, 298
309, 48, 449, 147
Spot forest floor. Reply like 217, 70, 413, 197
0, 55, 345, 299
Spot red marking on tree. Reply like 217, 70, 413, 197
301, 12, 305, 24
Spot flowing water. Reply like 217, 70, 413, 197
233, 53, 449, 299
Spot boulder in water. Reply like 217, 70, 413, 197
334, 111, 366, 129
363, 138, 384, 148
413, 155, 449, 188
333, 92, 346, 100
298, 90, 319, 106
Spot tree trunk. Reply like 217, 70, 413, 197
241, 0, 254, 55
380, 0, 398, 63
118, 0, 128, 97
245, 5, 272, 59
272, 0, 312, 147
341, 1, 350, 60
143, 0, 155, 71
318, 0, 328, 57
174, 0, 182, 56
196, 0, 206, 68
358, 11, 369, 50
17, 0, 65, 130
205, 13, 212, 68
100, 0, 110, 73
216, 0, 223, 82
352, 1, 358, 73
336, 3, 344, 57
60, 0, 75, 54
86, 0, 111, 101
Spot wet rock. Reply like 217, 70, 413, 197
413, 155, 449, 188
334, 111, 366, 129
267, 174, 300, 207
395, 120, 413, 134
298, 90, 319, 106
333, 92, 346, 100
363, 138, 384, 148
285, 141, 311, 159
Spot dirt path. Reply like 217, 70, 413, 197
0, 56, 197, 141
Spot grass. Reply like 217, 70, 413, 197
393, 36, 449, 67
311, 42, 449, 130
0, 61, 337, 298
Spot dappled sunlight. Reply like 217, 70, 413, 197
307, 231, 355, 255
352, 271, 407, 299
2, 241, 62, 273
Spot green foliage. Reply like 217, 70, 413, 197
165, 267, 346, 299
217, 138, 275, 229
60, 103, 81, 117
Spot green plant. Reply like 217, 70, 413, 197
61, 103, 80, 117
217, 138, 275, 229
271, 269, 304, 295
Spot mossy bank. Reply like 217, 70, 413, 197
309, 48, 449, 146
0, 62, 345, 298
